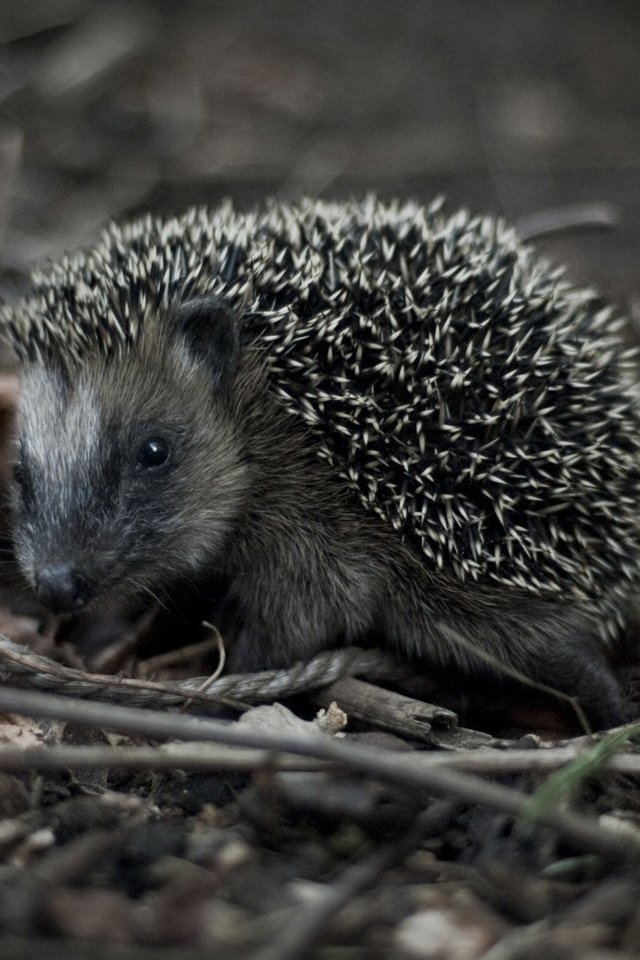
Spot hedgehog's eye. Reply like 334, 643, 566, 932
137, 438, 170, 470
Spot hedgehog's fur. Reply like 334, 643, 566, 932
3, 197, 640, 727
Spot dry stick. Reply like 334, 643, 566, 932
3, 743, 640, 777
0, 638, 397, 710
250, 801, 457, 960
0, 685, 637, 865
0, 641, 249, 712
314, 676, 457, 743
181, 622, 226, 711
416, 747, 640, 775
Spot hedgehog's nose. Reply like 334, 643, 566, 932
35, 565, 91, 614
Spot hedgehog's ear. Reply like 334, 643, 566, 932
171, 297, 239, 392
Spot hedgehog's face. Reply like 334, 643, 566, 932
11, 298, 250, 613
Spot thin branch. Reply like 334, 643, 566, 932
0, 638, 397, 709
314, 676, 457, 742
2, 739, 640, 782
0, 640, 248, 711
1, 742, 640, 777
0, 685, 637, 865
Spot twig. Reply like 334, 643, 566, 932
314, 676, 457, 742
0, 637, 396, 709
416, 746, 640, 776
2, 742, 640, 777
197, 621, 226, 686
0, 685, 637, 865
180, 622, 226, 711
0, 639, 247, 711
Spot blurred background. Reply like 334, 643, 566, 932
0, 0, 638, 311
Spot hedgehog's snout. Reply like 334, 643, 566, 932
34, 563, 94, 614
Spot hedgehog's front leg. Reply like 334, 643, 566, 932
224, 526, 383, 673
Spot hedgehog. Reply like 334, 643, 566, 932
2, 197, 640, 728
